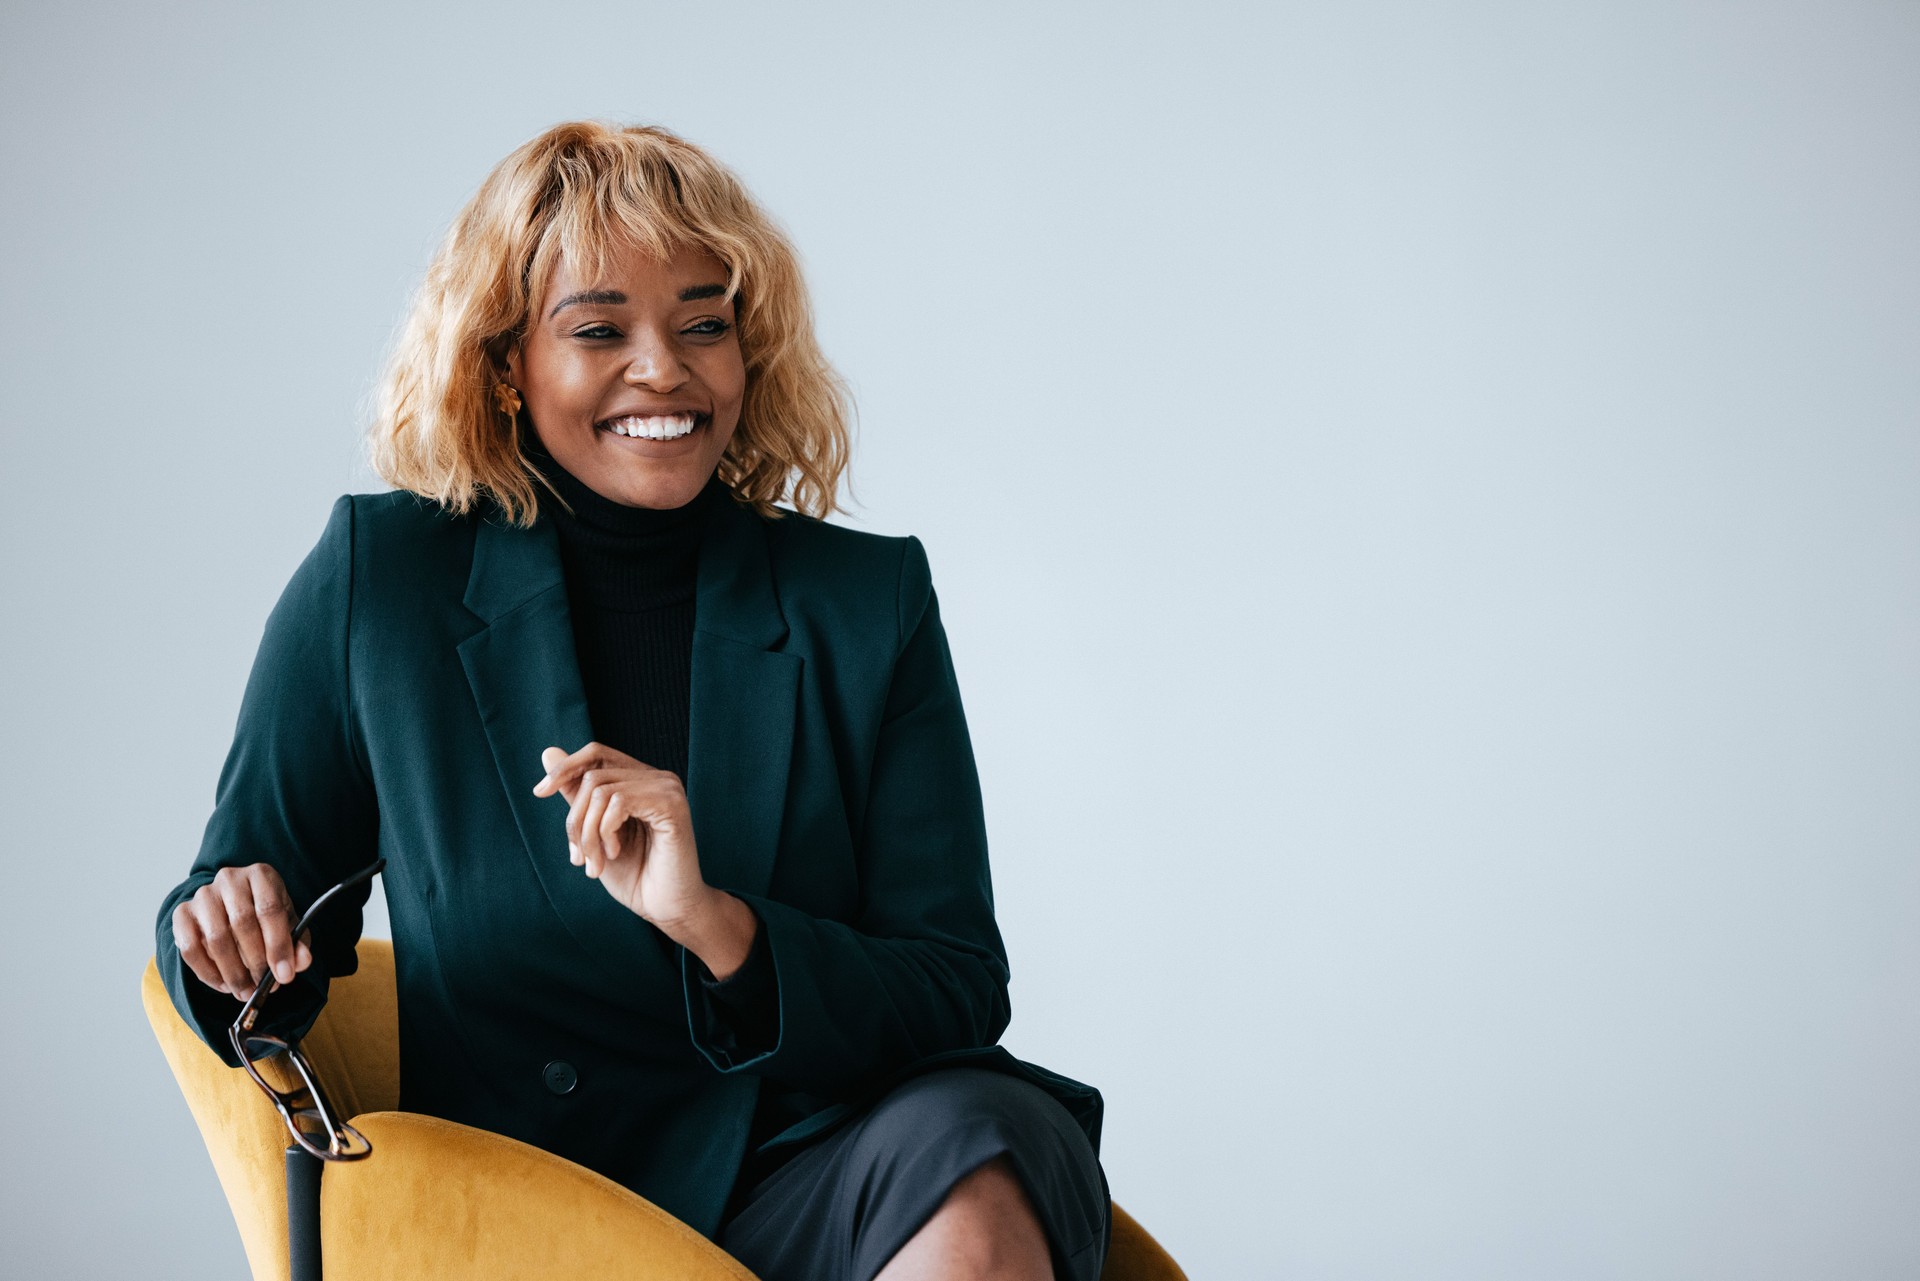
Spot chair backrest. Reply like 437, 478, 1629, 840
141, 941, 401, 1281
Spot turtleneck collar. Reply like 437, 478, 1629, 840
522, 433, 725, 613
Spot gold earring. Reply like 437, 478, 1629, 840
492, 381, 522, 418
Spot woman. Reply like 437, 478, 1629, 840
153, 120, 1111, 1281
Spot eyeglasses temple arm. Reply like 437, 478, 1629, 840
290, 857, 387, 939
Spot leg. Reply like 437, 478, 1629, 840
720, 1067, 1109, 1281
872, 1153, 1053, 1281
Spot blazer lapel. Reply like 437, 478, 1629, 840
456, 488, 799, 988
684, 493, 802, 906
456, 509, 624, 978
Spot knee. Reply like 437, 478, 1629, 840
857, 1071, 1109, 1280
951, 1153, 1038, 1222
915, 1155, 1050, 1275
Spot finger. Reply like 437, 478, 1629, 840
535, 744, 597, 798
564, 766, 595, 850
568, 765, 617, 846
616, 776, 682, 836
598, 790, 631, 861
218, 875, 272, 989
249, 872, 299, 986
608, 793, 657, 866
579, 782, 613, 877
536, 742, 607, 797
172, 904, 225, 995
295, 927, 314, 973
193, 893, 254, 996
578, 771, 613, 861
532, 745, 571, 797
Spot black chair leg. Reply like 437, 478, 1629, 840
287, 1144, 323, 1281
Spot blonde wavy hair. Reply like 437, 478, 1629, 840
367, 120, 853, 525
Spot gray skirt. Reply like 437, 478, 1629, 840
717, 1066, 1112, 1281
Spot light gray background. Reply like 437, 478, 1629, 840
3, 2, 1915, 1278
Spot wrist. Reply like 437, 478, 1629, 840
669, 889, 758, 981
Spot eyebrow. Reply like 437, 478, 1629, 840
548, 283, 730, 319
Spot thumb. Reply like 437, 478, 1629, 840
535, 746, 570, 795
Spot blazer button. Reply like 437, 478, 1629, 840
542, 1060, 578, 1095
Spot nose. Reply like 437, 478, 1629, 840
623, 326, 691, 392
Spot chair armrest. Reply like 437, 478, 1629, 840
1104, 1201, 1189, 1281
322, 1111, 759, 1280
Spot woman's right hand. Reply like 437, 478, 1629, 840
171, 864, 314, 999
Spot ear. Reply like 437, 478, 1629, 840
485, 334, 523, 387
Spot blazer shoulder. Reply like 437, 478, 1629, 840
344, 487, 475, 538
328, 489, 482, 608
759, 507, 935, 646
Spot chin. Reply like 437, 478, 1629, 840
605, 470, 710, 511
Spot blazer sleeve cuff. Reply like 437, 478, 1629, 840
680, 903, 781, 1069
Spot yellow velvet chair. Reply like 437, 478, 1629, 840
142, 942, 1188, 1281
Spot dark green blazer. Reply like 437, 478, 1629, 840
154, 484, 1102, 1239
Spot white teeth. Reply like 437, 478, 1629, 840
606, 413, 699, 440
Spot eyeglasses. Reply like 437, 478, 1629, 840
228, 858, 387, 1162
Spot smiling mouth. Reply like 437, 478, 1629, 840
596, 411, 707, 441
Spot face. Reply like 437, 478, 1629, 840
507, 238, 744, 510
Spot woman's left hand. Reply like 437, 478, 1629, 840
531, 742, 712, 930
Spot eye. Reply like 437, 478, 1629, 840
685, 318, 733, 338
572, 323, 621, 340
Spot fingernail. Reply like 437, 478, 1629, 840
569, 842, 581, 864
275, 962, 293, 984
